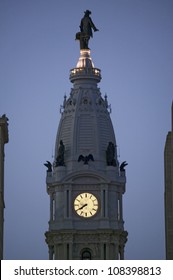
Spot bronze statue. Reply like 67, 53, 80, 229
106, 142, 117, 166
55, 140, 65, 166
76, 10, 99, 49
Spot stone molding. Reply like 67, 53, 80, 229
45, 229, 128, 245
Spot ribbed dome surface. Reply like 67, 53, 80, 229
54, 50, 117, 174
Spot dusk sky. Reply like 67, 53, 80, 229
0, 0, 173, 260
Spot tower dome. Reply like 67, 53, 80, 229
54, 49, 118, 177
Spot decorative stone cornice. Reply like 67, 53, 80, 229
45, 229, 128, 246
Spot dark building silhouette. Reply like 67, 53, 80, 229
0, 115, 9, 259
164, 102, 173, 259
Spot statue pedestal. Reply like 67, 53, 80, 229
53, 166, 66, 181
106, 166, 119, 180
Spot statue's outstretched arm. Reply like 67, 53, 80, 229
89, 17, 99, 32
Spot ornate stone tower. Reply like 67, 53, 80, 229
164, 102, 173, 259
0, 114, 9, 260
45, 11, 128, 260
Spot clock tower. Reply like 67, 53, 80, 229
45, 11, 128, 260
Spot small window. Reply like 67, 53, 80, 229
81, 249, 92, 260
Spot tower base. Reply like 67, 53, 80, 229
45, 229, 128, 260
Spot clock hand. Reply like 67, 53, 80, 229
78, 203, 87, 210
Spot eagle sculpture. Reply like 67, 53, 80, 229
78, 154, 94, 165
44, 161, 52, 172
120, 161, 128, 171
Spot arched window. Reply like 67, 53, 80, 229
81, 249, 92, 260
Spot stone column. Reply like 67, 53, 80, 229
106, 243, 109, 259
68, 188, 72, 218
101, 189, 104, 217
105, 188, 108, 218
119, 245, 124, 260
119, 193, 123, 221
48, 245, 54, 260
50, 194, 54, 221
68, 242, 73, 259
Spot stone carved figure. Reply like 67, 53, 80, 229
55, 140, 65, 166
106, 142, 117, 166
76, 10, 99, 49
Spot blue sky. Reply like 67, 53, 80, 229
0, 0, 173, 259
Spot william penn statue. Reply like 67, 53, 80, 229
76, 10, 99, 49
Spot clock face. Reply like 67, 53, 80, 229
74, 192, 98, 218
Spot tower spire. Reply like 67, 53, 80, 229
45, 12, 128, 260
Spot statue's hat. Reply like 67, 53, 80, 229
84, 10, 91, 15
